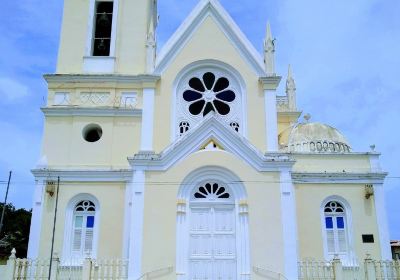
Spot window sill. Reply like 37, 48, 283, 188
83, 56, 116, 73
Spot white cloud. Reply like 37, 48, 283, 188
0, 77, 29, 103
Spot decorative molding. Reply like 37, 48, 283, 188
155, 0, 265, 76
129, 115, 295, 171
259, 76, 281, 90
44, 74, 160, 86
31, 168, 132, 182
41, 107, 142, 117
292, 172, 387, 184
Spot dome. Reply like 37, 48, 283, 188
280, 122, 351, 153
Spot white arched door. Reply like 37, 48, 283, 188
188, 182, 236, 280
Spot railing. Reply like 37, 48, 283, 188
135, 266, 173, 280
375, 260, 400, 279
298, 260, 334, 280
14, 258, 50, 279
253, 266, 288, 280
91, 259, 128, 280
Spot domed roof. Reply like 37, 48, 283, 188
279, 122, 351, 153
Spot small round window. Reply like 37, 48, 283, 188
82, 124, 103, 143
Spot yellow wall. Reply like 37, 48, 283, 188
42, 116, 141, 168
154, 16, 267, 153
296, 184, 381, 260
38, 182, 126, 259
57, 0, 150, 74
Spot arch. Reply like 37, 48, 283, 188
171, 59, 248, 140
176, 166, 250, 280
62, 193, 100, 263
320, 195, 355, 264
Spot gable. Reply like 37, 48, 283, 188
129, 115, 294, 171
155, 0, 265, 76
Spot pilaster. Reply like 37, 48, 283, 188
373, 183, 391, 259
140, 88, 156, 151
128, 169, 146, 280
27, 179, 45, 259
279, 169, 299, 279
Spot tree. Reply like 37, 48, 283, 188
0, 203, 32, 259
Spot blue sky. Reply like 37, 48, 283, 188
0, 0, 399, 238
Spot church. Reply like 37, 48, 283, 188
26, 0, 391, 279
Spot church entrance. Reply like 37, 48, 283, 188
188, 182, 237, 280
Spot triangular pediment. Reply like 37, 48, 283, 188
129, 115, 294, 171
154, 0, 265, 75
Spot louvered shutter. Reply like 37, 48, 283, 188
337, 229, 347, 252
84, 228, 94, 252
73, 229, 82, 252
326, 230, 335, 253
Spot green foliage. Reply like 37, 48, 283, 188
0, 203, 32, 259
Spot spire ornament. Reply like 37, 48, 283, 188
286, 64, 297, 110
263, 22, 275, 76
146, 7, 157, 73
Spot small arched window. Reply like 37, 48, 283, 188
324, 201, 348, 259
71, 200, 96, 257
193, 182, 230, 200
179, 121, 190, 135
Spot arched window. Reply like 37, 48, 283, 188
175, 63, 246, 138
323, 201, 349, 259
71, 200, 96, 257
62, 195, 99, 262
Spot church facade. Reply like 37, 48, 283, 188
27, 0, 391, 279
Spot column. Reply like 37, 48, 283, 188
128, 169, 146, 280
373, 183, 392, 259
264, 89, 278, 151
27, 179, 45, 259
279, 169, 299, 279
140, 88, 155, 151
122, 179, 133, 259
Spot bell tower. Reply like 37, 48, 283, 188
56, 0, 157, 75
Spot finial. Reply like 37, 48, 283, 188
286, 64, 297, 110
303, 113, 311, 122
10, 248, 16, 258
264, 21, 275, 76
266, 21, 273, 40
370, 144, 376, 151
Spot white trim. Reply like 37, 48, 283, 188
42, 107, 142, 117
129, 115, 295, 172
27, 180, 45, 259
140, 88, 155, 151
85, 0, 119, 57
176, 166, 250, 280
122, 179, 133, 259
171, 60, 248, 140
320, 196, 355, 264
31, 168, 132, 182
83, 57, 116, 73
128, 169, 146, 280
264, 90, 278, 151
154, 0, 265, 76
62, 193, 100, 263
279, 170, 298, 279
373, 184, 392, 260
292, 172, 387, 184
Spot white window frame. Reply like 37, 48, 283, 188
85, 0, 119, 57
320, 196, 355, 265
62, 194, 100, 264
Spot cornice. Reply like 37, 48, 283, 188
41, 107, 142, 117
259, 76, 282, 90
291, 172, 388, 184
44, 74, 160, 87
277, 111, 302, 119
31, 168, 133, 182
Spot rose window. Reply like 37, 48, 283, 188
183, 72, 236, 116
